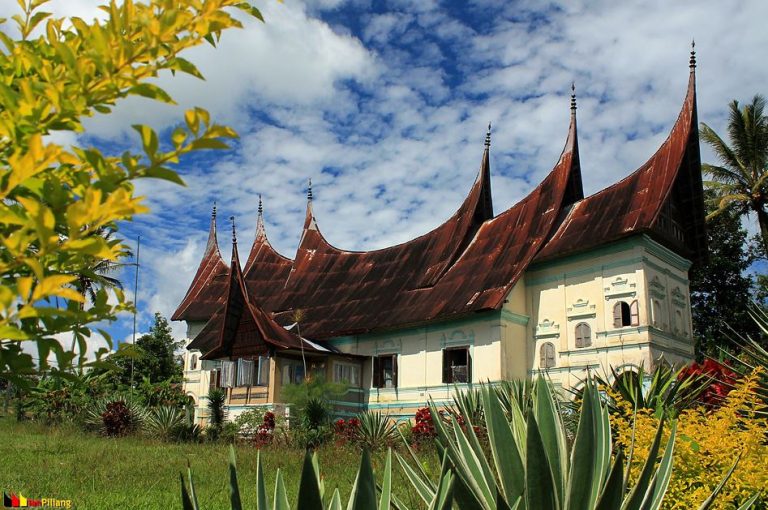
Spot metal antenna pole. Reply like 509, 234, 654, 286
130, 235, 141, 390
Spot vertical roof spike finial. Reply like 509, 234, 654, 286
485, 122, 491, 149
570, 82, 577, 112
307, 178, 313, 202
230, 216, 237, 244
212, 201, 217, 221
689, 39, 696, 70
258, 194, 263, 217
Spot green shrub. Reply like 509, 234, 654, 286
355, 411, 397, 451
147, 406, 184, 441
207, 388, 226, 430
84, 395, 147, 437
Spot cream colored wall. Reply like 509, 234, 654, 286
331, 315, 502, 411
181, 346, 212, 424
523, 236, 696, 392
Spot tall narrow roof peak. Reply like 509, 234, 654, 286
484, 122, 491, 149
307, 178, 313, 202
570, 82, 577, 112
689, 39, 696, 70
230, 216, 237, 245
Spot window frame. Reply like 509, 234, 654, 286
540, 342, 556, 369
613, 300, 640, 328
372, 354, 398, 389
333, 360, 361, 387
442, 346, 472, 384
574, 322, 592, 348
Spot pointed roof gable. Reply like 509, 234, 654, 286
243, 197, 294, 303
535, 59, 705, 264
171, 205, 229, 322
198, 226, 324, 359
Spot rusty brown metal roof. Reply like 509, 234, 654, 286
198, 237, 328, 360
178, 67, 704, 345
171, 208, 229, 322
534, 67, 706, 264
238, 117, 579, 339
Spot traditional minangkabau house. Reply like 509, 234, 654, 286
175, 52, 706, 424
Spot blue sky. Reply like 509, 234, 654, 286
4, 0, 767, 357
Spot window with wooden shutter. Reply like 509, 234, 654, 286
540, 342, 556, 369
372, 357, 381, 388
391, 355, 398, 388
442, 347, 471, 383
614, 301, 632, 327
575, 323, 591, 348
630, 300, 639, 326
613, 302, 623, 328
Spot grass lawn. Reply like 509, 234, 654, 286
0, 417, 436, 509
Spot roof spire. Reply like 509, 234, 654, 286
258, 194, 263, 217
307, 178, 313, 202
484, 122, 491, 149
212, 201, 217, 221
230, 216, 237, 245
570, 82, 577, 112
689, 39, 696, 70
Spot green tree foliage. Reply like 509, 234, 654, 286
0, 0, 263, 385
109, 312, 183, 385
700, 94, 768, 258
690, 192, 762, 355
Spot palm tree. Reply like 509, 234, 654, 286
69, 226, 131, 352
700, 94, 768, 257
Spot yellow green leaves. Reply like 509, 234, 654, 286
0, 0, 263, 384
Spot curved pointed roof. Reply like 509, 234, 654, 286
178, 63, 704, 342
243, 198, 294, 302
191, 232, 327, 359
172, 206, 229, 322
245, 120, 578, 338
535, 63, 705, 263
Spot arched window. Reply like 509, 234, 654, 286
613, 301, 640, 328
575, 323, 592, 348
540, 342, 556, 369
651, 299, 661, 327
675, 310, 683, 334
190, 354, 198, 370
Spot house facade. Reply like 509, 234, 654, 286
175, 55, 706, 424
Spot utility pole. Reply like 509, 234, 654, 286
130, 235, 141, 391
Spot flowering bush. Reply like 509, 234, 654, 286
333, 417, 360, 444
677, 358, 740, 408
411, 407, 436, 443
254, 411, 276, 447
613, 369, 767, 509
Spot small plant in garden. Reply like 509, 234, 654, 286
355, 411, 397, 451
147, 406, 184, 441
410, 407, 436, 444
333, 417, 360, 444
255, 411, 276, 447
84, 395, 147, 437
207, 388, 226, 428
677, 358, 740, 409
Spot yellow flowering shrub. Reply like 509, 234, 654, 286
612, 369, 767, 509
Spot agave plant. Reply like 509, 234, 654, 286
180, 446, 454, 510
147, 405, 184, 440
355, 411, 398, 451
606, 363, 709, 419
395, 377, 753, 510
